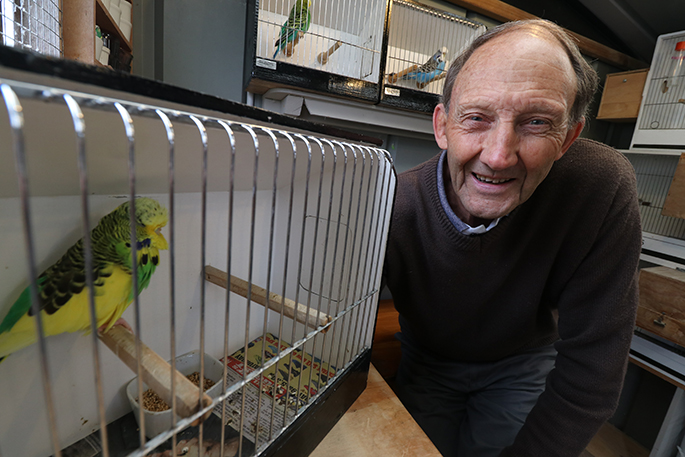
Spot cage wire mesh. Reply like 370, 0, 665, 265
0, 0, 60, 57
626, 153, 685, 240
257, 0, 386, 82
385, 0, 485, 95
637, 32, 685, 131
0, 78, 395, 457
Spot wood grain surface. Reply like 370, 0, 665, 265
309, 364, 441, 457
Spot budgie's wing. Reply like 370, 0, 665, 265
0, 241, 86, 338
273, 2, 311, 57
0, 276, 47, 335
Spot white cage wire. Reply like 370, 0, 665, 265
385, 0, 485, 95
631, 30, 685, 149
256, 0, 387, 82
626, 153, 685, 240
0, 0, 60, 57
0, 77, 395, 457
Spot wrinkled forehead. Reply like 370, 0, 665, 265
456, 28, 577, 103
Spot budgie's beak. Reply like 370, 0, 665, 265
152, 226, 169, 250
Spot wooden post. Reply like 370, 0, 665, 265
62, 0, 96, 64
205, 265, 332, 331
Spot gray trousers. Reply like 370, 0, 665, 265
395, 333, 557, 457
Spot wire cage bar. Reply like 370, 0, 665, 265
631, 30, 685, 149
380, 0, 485, 113
245, 0, 390, 103
0, 0, 61, 57
0, 76, 396, 457
626, 153, 685, 240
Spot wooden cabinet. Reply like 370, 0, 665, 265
596, 68, 649, 122
637, 266, 685, 346
63, 0, 132, 71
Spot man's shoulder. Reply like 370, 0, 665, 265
397, 153, 441, 186
557, 138, 635, 180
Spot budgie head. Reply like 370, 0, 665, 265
436, 47, 448, 64
112, 198, 169, 251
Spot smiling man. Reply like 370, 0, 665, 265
384, 20, 642, 457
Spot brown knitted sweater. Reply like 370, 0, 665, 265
385, 138, 642, 457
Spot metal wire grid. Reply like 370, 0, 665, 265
385, 0, 485, 95
0, 0, 61, 57
0, 79, 395, 457
627, 153, 685, 240
638, 32, 685, 131
257, 0, 387, 81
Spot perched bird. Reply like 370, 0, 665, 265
0, 198, 168, 364
397, 47, 449, 87
273, 0, 312, 59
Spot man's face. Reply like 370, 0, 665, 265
433, 30, 584, 227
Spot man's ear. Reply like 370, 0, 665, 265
556, 118, 585, 160
433, 103, 449, 150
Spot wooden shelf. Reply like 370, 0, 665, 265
63, 0, 132, 69
584, 423, 649, 457
95, 0, 132, 53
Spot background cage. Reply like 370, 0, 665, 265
631, 30, 685, 150
380, 0, 485, 114
0, 58, 395, 457
244, 0, 389, 103
0, 0, 60, 57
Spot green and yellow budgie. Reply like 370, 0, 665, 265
0, 197, 168, 364
273, 0, 312, 59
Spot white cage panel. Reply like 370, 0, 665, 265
632, 30, 685, 148
626, 153, 685, 240
385, 0, 485, 95
257, 0, 386, 82
0, 0, 60, 57
0, 79, 395, 457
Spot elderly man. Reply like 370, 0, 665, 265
384, 19, 642, 457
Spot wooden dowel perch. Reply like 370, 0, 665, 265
205, 265, 332, 332
317, 40, 343, 65
387, 64, 418, 84
99, 325, 213, 425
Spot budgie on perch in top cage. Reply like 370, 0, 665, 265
0, 197, 168, 364
388, 47, 449, 89
273, 0, 312, 59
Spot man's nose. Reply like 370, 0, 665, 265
480, 122, 519, 170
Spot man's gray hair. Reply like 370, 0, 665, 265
442, 19, 599, 126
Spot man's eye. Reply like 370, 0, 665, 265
467, 115, 484, 122
529, 119, 547, 126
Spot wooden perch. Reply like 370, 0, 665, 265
417, 71, 447, 90
387, 64, 418, 84
99, 325, 213, 425
284, 31, 304, 58
317, 40, 343, 65
205, 265, 332, 332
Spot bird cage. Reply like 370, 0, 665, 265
381, 0, 485, 113
244, 0, 389, 103
631, 30, 685, 150
0, 0, 61, 57
0, 59, 395, 456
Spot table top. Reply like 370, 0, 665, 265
309, 364, 441, 457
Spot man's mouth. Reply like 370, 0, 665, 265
473, 173, 514, 184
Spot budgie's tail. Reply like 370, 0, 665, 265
273, 48, 280, 59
